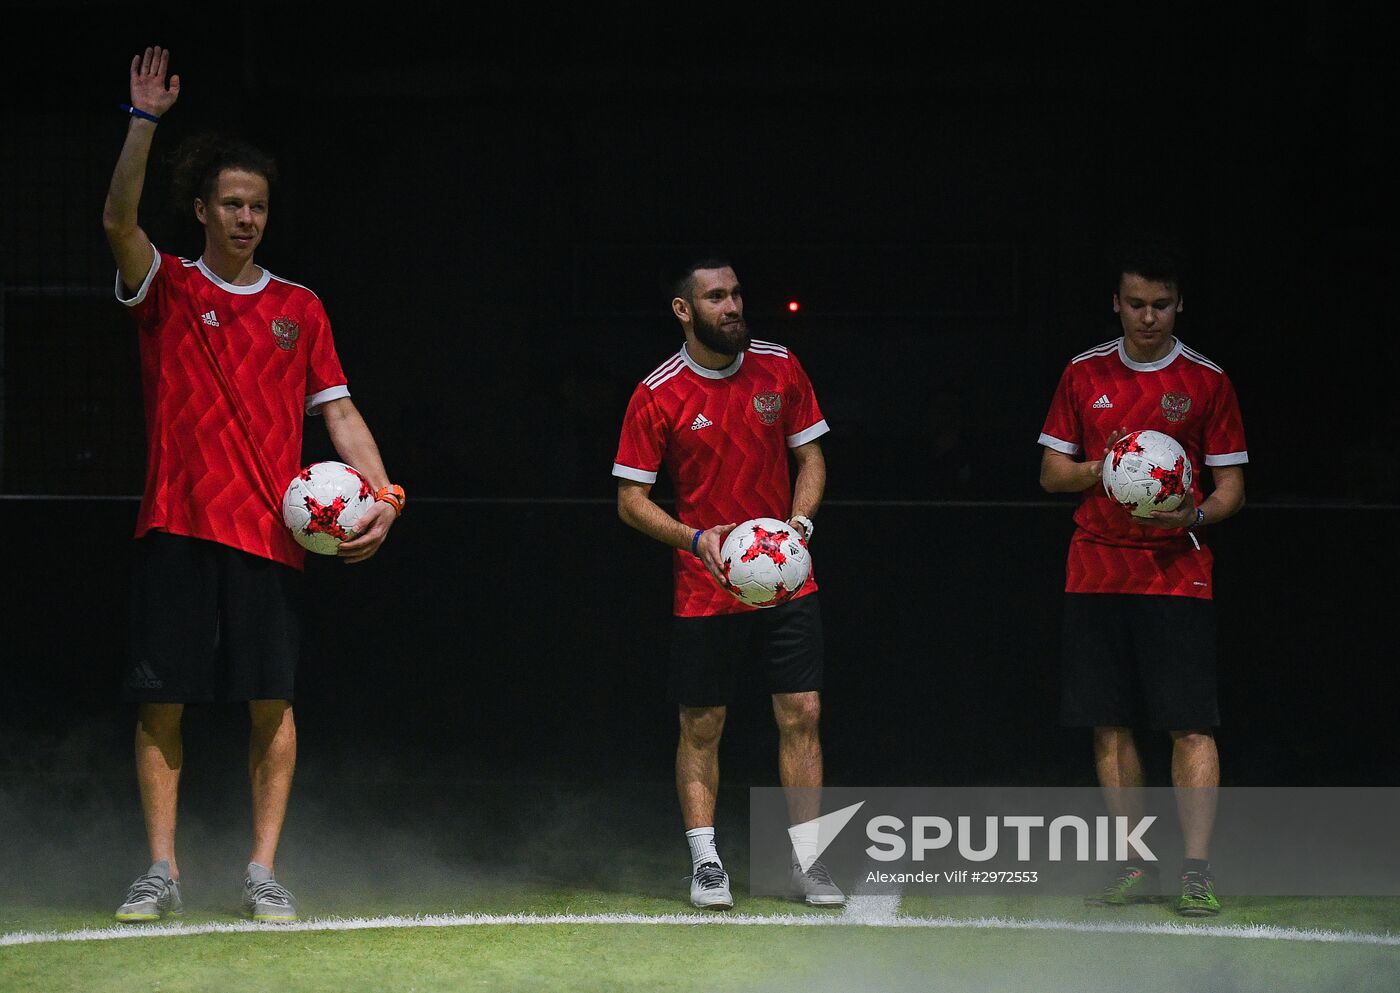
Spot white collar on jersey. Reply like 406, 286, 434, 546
1118, 336, 1183, 373
195, 258, 271, 295
680, 343, 744, 380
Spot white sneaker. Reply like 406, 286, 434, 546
689, 861, 734, 910
791, 859, 845, 906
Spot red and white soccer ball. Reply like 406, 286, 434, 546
1101, 430, 1193, 519
281, 461, 374, 555
719, 517, 812, 608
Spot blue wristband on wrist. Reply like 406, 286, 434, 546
120, 103, 161, 124
692, 529, 704, 555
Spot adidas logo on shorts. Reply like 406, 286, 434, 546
126, 659, 164, 690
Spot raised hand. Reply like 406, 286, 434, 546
129, 46, 180, 118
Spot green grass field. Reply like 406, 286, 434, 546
3, 779, 1397, 991
4, 876, 1397, 992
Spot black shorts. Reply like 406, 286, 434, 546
668, 593, 824, 707
125, 531, 302, 703
1060, 593, 1218, 731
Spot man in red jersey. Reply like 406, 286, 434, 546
614, 259, 842, 910
1039, 247, 1247, 918
103, 48, 405, 923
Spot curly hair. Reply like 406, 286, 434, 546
169, 132, 278, 217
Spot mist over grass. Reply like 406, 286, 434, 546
0, 714, 714, 922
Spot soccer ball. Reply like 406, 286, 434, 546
719, 518, 812, 608
281, 461, 374, 555
1101, 430, 1193, 519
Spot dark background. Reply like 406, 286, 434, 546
2, 3, 1396, 794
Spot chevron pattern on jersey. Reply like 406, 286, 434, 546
1041, 340, 1247, 599
127, 253, 347, 568
616, 345, 828, 616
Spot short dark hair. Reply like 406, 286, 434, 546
170, 132, 278, 218
670, 256, 733, 303
1115, 243, 1184, 296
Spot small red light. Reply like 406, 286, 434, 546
787, 301, 800, 313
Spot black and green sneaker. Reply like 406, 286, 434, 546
1085, 863, 1160, 906
1176, 869, 1221, 917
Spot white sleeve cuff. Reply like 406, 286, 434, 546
1038, 433, 1080, 455
1203, 451, 1249, 467
305, 385, 351, 415
786, 419, 830, 448
115, 246, 161, 306
612, 463, 658, 484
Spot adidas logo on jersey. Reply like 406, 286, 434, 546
690, 413, 714, 431
1092, 394, 1113, 409
200, 310, 221, 328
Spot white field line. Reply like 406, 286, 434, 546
839, 877, 904, 925
839, 894, 903, 925
3, 912, 1398, 948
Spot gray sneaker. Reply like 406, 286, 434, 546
242, 863, 298, 922
115, 860, 183, 922
689, 861, 734, 910
791, 859, 846, 906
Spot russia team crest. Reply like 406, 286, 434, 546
752, 391, 782, 425
271, 316, 300, 351
1160, 391, 1192, 423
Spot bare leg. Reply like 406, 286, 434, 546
677, 706, 725, 830
1171, 729, 1219, 861
773, 692, 823, 825
248, 700, 297, 872
135, 703, 184, 878
1093, 725, 1149, 861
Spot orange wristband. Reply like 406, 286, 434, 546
375, 484, 405, 516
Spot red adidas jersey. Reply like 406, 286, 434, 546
119, 249, 350, 569
1039, 338, 1248, 599
614, 340, 829, 616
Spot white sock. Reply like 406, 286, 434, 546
686, 827, 721, 870
791, 836, 819, 872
